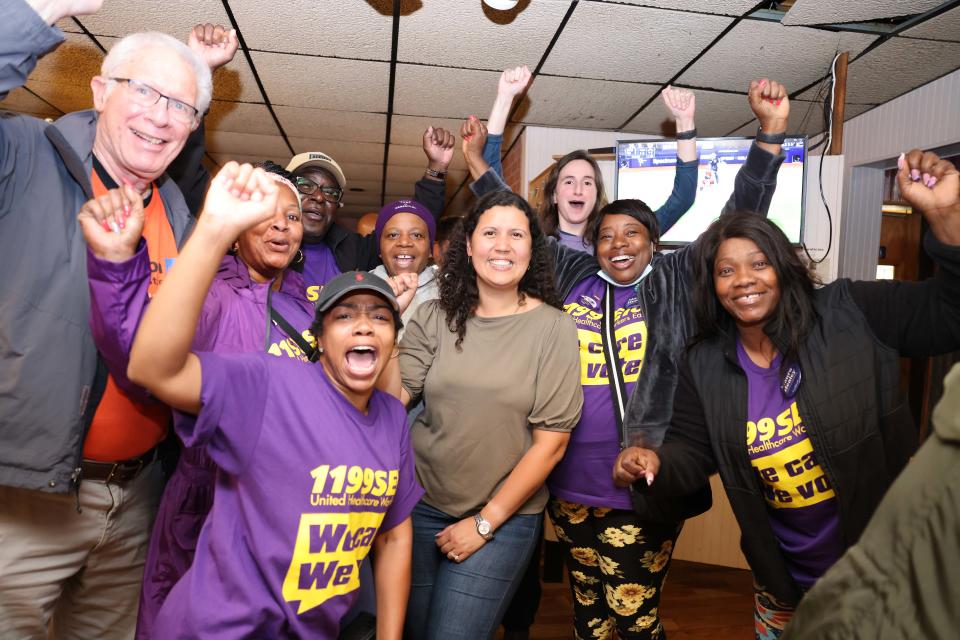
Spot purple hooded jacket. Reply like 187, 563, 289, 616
86, 244, 314, 638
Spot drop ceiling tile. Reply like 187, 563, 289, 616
844, 37, 960, 104
336, 162, 385, 183
782, 0, 942, 26
341, 179, 383, 197
25, 79, 94, 114
390, 115, 466, 146
388, 143, 467, 172
727, 101, 877, 137
623, 89, 753, 136
288, 138, 385, 165
77, 0, 231, 38
519, 76, 659, 129
397, 1, 567, 70
205, 131, 291, 157
1, 88, 61, 118
205, 101, 280, 136
28, 33, 102, 86
394, 65, 501, 120
541, 3, 733, 83
901, 6, 960, 42
609, 1, 760, 16
274, 106, 386, 143
97, 35, 262, 103
252, 52, 389, 112
56, 17, 84, 33
677, 20, 875, 93
385, 181, 419, 197
343, 192, 384, 208
229, 0, 392, 59
210, 152, 289, 167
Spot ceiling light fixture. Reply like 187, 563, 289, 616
483, 0, 518, 10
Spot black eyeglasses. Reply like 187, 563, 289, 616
109, 78, 199, 124
295, 176, 343, 203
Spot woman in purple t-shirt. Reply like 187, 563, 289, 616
623, 149, 960, 638
124, 163, 423, 639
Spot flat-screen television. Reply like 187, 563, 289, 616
615, 137, 807, 246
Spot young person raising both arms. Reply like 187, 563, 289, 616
126, 163, 422, 639
465, 66, 699, 250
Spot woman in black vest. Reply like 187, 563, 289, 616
617, 149, 960, 638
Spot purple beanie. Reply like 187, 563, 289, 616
374, 199, 436, 246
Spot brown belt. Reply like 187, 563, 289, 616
81, 448, 157, 485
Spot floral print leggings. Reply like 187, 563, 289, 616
548, 498, 682, 640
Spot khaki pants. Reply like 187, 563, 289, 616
0, 462, 162, 640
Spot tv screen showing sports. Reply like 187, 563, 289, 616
615, 137, 806, 245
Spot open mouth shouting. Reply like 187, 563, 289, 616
344, 343, 379, 378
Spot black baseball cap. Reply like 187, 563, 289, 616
315, 271, 403, 331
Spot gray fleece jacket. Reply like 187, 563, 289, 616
0, 0, 193, 492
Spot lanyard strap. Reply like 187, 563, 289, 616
600, 281, 630, 449
265, 283, 318, 362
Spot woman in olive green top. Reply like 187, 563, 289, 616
381, 190, 582, 639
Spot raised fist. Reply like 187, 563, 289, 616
459, 116, 488, 163
497, 65, 531, 99
748, 78, 790, 133
199, 162, 278, 238
385, 272, 419, 315
188, 23, 239, 71
423, 126, 455, 173
661, 85, 696, 129
898, 149, 960, 243
78, 184, 145, 262
29, 0, 103, 23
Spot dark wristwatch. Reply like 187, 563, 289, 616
755, 127, 787, 145
424, 167, 447, 179
474, 513, 494, 540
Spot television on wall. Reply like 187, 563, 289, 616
615, 137, 807, 246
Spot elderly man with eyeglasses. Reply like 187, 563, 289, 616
0, 1, 238, 637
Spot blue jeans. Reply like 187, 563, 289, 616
405, 501, 541, 640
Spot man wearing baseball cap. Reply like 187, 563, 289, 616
288, 127, 455, 302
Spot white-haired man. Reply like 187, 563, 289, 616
0, 1, 237, 636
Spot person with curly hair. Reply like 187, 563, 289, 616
378, 190, 584, 638
81, 160, 315, 637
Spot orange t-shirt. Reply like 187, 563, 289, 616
83, 171, 178, 462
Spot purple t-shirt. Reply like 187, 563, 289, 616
548, 275, 645, 510
301, 241, 342, 303
558, 230, 590, 253
737, 340, 844, 591
154, 353, 423, 639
